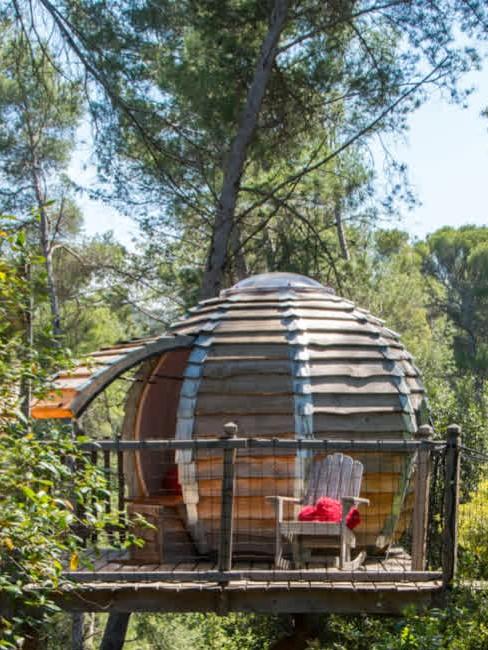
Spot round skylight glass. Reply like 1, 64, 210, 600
223, 272, 334, 295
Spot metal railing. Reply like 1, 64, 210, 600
67, 425, 462, 586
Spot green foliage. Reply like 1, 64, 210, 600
0, 5, 487, 646
0, 224, 131, 648
0, 27, 82, 216
0, 425, 109, 648
459, 478, 488, 579
428, 376, 487, 453
342, 228, 454, 394
14, 0, 483, 290
126, 612, 282, 650
0, 220, 64, 419
307, 591, 488, 650
421, 226, 488, 382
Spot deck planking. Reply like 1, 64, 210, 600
71, 546, 433, 581
59, 546, 444, 614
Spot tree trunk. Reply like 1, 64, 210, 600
72, 613, 85, 650
229, 222, 248, 283
20, 259, 33, 420
334, 203, 349, 261
21, 627, 44, 650
99, 613, 130, 650
32, 171, 62, 338
200, 0, 289, 299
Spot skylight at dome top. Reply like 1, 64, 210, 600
223, 271, 334, 295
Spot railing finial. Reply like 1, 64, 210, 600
223, 421, 238, 438
416, 424, 433, 439
446, 423, 461, 440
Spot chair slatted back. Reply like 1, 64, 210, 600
304, 453, 364, 504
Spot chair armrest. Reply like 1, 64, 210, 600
340, 496, 370, 506
266, 496, 302, 524
265, 496, 302, 504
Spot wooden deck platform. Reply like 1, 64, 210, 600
58, 548, 444, 615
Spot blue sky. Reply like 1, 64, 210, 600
388, 68, 488, 238
74, 66, 488, 246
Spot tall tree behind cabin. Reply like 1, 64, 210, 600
5, 1, 488, 299
0, 30, 83, 336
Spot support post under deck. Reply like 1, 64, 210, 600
72, 613, 84, 650
100, 613, 130, 650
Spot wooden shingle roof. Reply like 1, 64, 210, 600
169, 273, 426, 440
31, 335, 194, 419
32, 272, 426, 431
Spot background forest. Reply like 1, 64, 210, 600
0, 0, 488, 648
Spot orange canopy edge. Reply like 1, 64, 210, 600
29, 335, 194, 420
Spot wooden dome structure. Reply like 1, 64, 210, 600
31, 272, 465, 628
122, 272, 427, 555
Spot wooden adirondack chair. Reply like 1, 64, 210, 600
268, 453, 370, 570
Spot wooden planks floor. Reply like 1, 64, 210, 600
68, 544, 414, 578
63, 545, 442, 591
58, 546, 444, 615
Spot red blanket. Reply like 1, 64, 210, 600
298, 497, 361, 530
162, 465, 182, 495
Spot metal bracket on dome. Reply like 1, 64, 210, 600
174, 310, 228, 554
290, 346, 310, 362
280, 306, 314, 500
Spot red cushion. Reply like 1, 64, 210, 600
297, 505, 317, 521
346, 507, 361, 530
161, 465, 182, 495
315, 497, 342, 521
297, 497, 361, 530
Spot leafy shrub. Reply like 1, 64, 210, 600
311, 590, 488, 650
458, 477, 488, 579
0, 226, 135, 648
0, 424, 125, 648
126, 612, 284, 650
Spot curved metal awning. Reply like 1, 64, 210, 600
31, 335, 194, 420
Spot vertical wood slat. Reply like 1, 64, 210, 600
304, 460, 321, 505
442, 424, 461, 588
315, 455, 333, 501
411, 424, 433, 571
349, 461, 363, 497
325, 453, 343, 500
337, 455, 354, 498
218, 422, 238, 572
117, 434, 126, 543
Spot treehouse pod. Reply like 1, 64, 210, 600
125, 272, 427, 554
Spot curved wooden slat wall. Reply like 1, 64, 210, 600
133, 349, 192, 496
126, 275, 426, 555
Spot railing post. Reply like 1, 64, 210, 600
411, 424, 433, 571
218, 422, 238, 572
442, 423, 461, 588
103, 449, 113, 543
116, 433, 126, 543
90, 447, 99, 545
